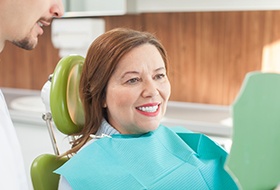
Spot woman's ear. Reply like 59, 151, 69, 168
102, 91, 107, 108
102, 97, 107, 108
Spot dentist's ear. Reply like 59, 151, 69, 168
103, 103, 107, 108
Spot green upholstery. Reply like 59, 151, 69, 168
31, 154, 68, 190
31, 55, 85, 190
50, 55, 85, 135
225, 72, 280, 189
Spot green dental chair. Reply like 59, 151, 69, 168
30, 55, 85, 190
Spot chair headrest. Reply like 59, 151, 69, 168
49, 55, 85, 135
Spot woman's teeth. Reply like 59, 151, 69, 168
137, 105, 159, 112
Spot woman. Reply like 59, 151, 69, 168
56, 28, 237, 190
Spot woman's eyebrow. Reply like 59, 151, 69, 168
155, 67, 166, 72
121, 67, 166, 78
121, 71, 139, 79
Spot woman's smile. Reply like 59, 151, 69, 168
136, 103, 161, 116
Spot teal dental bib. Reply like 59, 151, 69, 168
55, 126, 237, 190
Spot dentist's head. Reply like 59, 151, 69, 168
0, 0, 64, 52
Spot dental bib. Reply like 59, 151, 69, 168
55, 126, 237, 190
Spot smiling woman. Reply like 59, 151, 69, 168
54, 28, 238, 190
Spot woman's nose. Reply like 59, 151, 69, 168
51, 0, 65, 17
142, 80, 159, 98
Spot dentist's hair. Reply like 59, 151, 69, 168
67, 28, 169, 155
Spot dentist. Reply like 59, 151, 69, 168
0, 0, 64, 189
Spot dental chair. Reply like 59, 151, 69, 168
225, 72, 280, 189
30, 55, 85, 190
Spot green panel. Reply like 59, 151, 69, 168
225, 72, 280, 189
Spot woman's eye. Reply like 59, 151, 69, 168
155, 73, 166, 80
126, 78, 140, 84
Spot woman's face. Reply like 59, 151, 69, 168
105, 44, 171, 134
